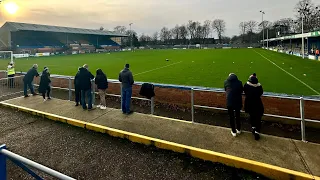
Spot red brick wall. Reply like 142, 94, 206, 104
2, 72, 320, 121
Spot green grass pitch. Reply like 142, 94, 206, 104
1, 48, 320, 96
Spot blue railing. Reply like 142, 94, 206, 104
0, 144, 75, 180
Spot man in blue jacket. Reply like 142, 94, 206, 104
23, 64, 39, 97
119, 64, 134, 115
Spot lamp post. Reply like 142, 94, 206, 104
260, 11, 265, 48
129, 23, 133, 51
298, 3, 312, 59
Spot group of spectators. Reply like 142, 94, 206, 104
224, 73, 264, 140
22, 63, 135, 115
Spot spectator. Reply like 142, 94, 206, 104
316, 48, 319, 60
119, 64, 134, 115
224, 73, 243, 137
7, 62, 15, 88
38, 67, 51, 101
74, 67, 81, 106
95, 69, 108, 110
244, 73, 264, 140
78, 64, 95, 110
23, 64, 39, 97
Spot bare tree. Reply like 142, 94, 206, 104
246, 20, 258, 43
202, 20, 211, 43
212, 19, 226, 43
179, 25, 188, 44
171, 25, 180, 44
187, 20, 200, 43
160, 27, 171, 44
294, 0, 317, 32
114, 26, 127, 34
152, 32, 158, 45
239, 22, 247, 43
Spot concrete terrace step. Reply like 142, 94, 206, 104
1, 96, 320, 180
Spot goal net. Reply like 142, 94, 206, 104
0, 51, 13, 64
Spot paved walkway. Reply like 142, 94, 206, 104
2, 96, 320, 178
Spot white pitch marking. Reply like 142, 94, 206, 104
254, 50, 320, 95
134, 61, 183, 76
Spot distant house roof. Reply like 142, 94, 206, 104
2, 22, 127, 37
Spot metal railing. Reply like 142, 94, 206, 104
0, 76, 25, 99
1, 73, 320, 142
0, 144, 75, 180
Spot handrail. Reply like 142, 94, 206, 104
0, 145, 75, 180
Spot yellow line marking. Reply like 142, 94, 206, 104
0, 101, 318, 180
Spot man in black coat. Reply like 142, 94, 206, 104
23, 64, 39, 97
119, 64, 134, 115
38, 67, 51, 101
244, 73, 264, 140
224, 73, 243, 137
74, 67, 81, 106
78, 64, 94, 110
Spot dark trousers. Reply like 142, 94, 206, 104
249, 113, 262, 133
81, 89, 92, 109
23, 81, 35, 96
75, 88, 81, 104
121, 87, 132, 113
8, 74, 14, 88
42, 87, 51, 99
228, 108, 241, 133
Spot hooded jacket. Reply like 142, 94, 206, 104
77, 67, 94, 91
38, 70, 51, 93
95, 69, 108, 90
119, 68, 134, 89
244, 77, 264, 115
224, 74, 243, 109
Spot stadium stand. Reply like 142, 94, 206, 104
0, 22, 127, 54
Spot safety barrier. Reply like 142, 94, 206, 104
0, 76, 25, 99
0, 144, 75, 180
1, 74, 320, 142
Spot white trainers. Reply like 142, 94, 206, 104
231, 131, 237, 137
43, 99, 47, 102
97, 105, 101, 108
236, 129, 242, 135
100, 106, 106, 110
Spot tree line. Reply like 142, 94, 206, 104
108, 0, 319, 47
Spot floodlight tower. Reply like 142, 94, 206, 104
298, 3, 312, 59
260, 11, 265, 48
129, 23, 133, 51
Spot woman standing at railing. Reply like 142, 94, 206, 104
38, 67, 52, 101
95, 69, 108, 110
244, 73, 264, 141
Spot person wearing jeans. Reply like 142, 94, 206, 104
119, 64, 134, 115
77, 64, 94, 110
23, 64, 39, 97
224, 73, 243, 137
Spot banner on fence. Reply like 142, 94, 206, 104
13, 54, 29, 58
35, 52, 50, 57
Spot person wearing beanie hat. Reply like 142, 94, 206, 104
39, 66, 51, 101
224, 73, 243, 137
119, 63, 134, 115
78, 64, 95, 110
23, 64, 39, 97
244, 73, 264, 140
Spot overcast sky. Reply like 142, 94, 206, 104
0, 0, 301, 37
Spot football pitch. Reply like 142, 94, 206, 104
1, 48, 320, 96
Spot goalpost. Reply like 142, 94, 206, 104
0, 51, 14, 64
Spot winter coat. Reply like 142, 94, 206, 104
38, 71, 51, 93
224, 74, 243, 110
77, 67, 94, 91
95, 74, 108, 90
244, 82, 264, 116
74, 71, 81, 89
23, 68, 39, 83
119, 68, 134, 89
139, 83, 155, 99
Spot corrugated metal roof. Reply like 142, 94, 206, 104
3, 22, 126, 37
